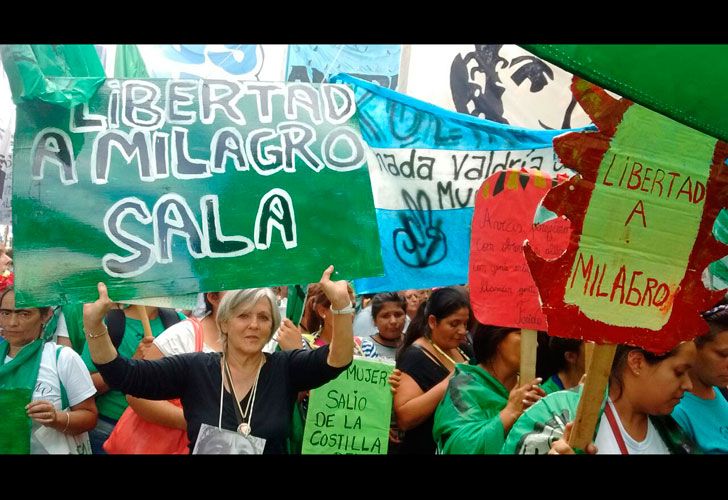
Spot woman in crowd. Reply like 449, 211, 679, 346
433, 324, 544, 453
81, 303, 185, 454
82, 265, 354, 454
403, 289, 424, 321
503, 341, 699, 454
0, 283, 97, 454
369, 292, 407, 361
301, 282, 378, 358
394, 287, 473, 454
540, 337, 585, 395
102, 291, 229, 454
672, 301, 728, 453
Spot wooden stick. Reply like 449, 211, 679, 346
134, 305, 154, 339
584, 341, 596, 373
520, 329, 538, 384
568, 343, 616, 451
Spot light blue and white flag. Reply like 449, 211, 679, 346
332, 74, 588, 294
287, 45, 401, 90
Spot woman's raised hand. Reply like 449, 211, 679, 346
318, 265, 351, 310
83, 282, 114, 331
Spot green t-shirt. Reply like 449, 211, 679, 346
540, 374, 565, 395
82, 312, 184, 421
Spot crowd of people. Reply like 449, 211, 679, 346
1, 246, 726, 455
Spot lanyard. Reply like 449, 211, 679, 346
603, 401, 629, 455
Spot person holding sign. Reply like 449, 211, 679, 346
81, 304, 185, 454
103, 292, 228, 454
82, 265, 354, 454
0, 284, 98, 454
432, 324, 544, 454
672, 301, 728, 453
394, 287, 474, 454
502, 342, 700, 454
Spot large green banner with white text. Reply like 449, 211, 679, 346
13, 79, 382, 306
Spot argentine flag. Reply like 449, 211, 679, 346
332, 74, 588, 294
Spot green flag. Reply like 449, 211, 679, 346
0, 44, 104, 107
114, 45, 149, 79
523, 44, 728, 144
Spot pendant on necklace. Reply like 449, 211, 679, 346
237, 422, 251, 436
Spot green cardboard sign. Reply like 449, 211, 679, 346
302, 358, 393, 455
562, 105, 714, 330
12, 79, 382, 306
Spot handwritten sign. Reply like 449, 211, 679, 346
12, 79, 382, 307
525, 78, 728, 353
469, 169, 570, 330
302, 358, 393, 455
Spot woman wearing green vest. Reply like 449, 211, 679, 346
0, 284, 97, 453
432, 324, 545, 454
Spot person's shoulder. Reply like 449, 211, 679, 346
176, 350, 219, 366
54, 342, 85, 361
396, 343, 428, 367
156, 319, 195, 340
43, 341, 80, 363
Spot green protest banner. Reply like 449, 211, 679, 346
302, 358, 393, 455
12, 79, 383, 306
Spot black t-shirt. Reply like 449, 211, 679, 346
396, 343, 474, 454
97, 345, 348, 453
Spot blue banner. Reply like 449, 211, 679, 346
288, 45, 401, 90
332, 74, 589, 294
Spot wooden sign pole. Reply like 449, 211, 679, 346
568, 343, 616, 451
134, 305, 154, 339
520, 329, 538, 384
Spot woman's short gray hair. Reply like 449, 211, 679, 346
216, 288, 280, 350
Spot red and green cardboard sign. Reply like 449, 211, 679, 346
469, 169, 570, 331
525, 78, 728, 353
12, 79, 382, 307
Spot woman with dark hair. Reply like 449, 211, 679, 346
540, 337, 585, 395
369, 292, 407, 360
671, 301, 728, 453
393, 287, 474, 454
432, 324, 544, 453
502, 341, 700, 454
0, 283, 98, 453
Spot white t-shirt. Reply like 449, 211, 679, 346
595, 399, 670, 454
3, 342, 96, 454
52, 311, 69, 340
153, 319, 216, 356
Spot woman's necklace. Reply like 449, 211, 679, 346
373, 333, 401, 348
428, 338, 469, 367
223, 354, 264, 436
